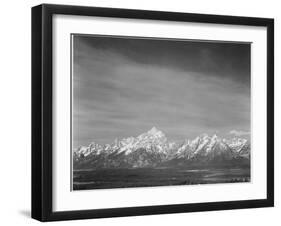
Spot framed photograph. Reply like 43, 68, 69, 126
32, 4, 274, 221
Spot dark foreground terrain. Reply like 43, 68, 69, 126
73, 167, 250, 190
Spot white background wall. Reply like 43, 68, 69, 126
0, 0, 279, 225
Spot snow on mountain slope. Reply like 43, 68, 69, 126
73, 127, 251, 169
226, 137, 248, 152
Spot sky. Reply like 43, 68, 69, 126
72, 35, 251, 148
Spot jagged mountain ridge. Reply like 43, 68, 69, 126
73, 127, 250, 169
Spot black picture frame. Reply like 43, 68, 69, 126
32, 3, 274, 222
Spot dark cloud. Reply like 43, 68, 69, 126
73, 35, 251, 147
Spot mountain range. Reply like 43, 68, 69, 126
73, 127, 250, 169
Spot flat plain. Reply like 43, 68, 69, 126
73, 167, 250, 190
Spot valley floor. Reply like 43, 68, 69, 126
72, 167, 250, 190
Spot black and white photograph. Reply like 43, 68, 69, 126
29, 3, 274, 222
72, 35, 251, 190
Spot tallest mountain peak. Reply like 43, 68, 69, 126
136, 126, 166, 142
147, 126, 164, 136
149, 126, 159, 133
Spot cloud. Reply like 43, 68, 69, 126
229, 130, 250, 136
72, 35, 251, 147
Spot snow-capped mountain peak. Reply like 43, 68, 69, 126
138, 127, 166, 139
226, 137, 249, 154
148, 126, 160, 134
73, 129, 250, 169
211, 134, 218, 140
